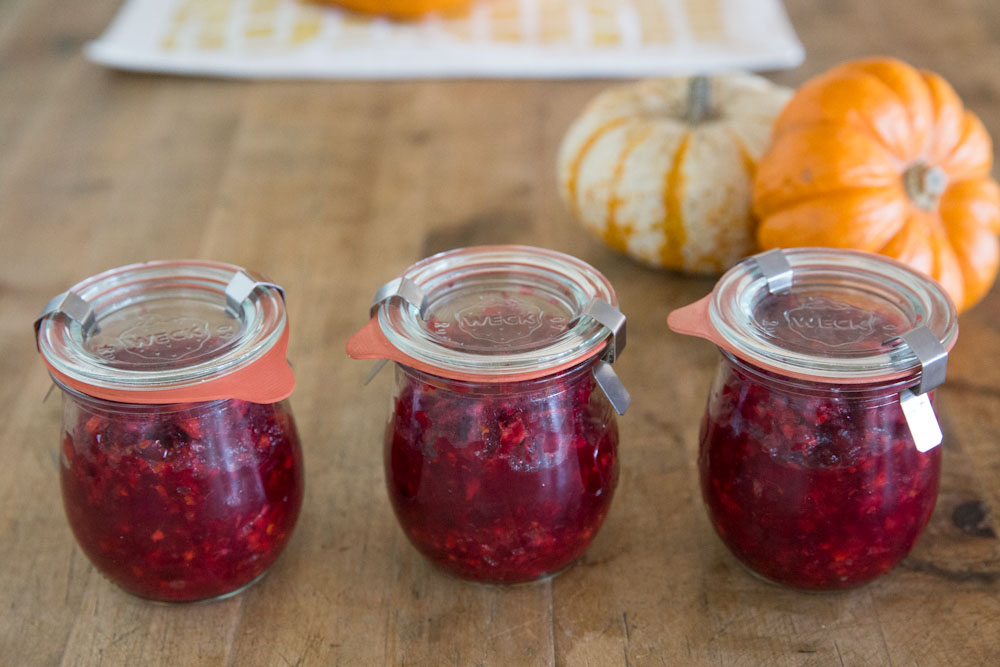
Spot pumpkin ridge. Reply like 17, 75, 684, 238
773, 69, 896, 145
931, 228, 966, 306
758, 186, 902, 219
920, 70, 970, 167
758, 188, 908, 251
852, 60, 933, 159
841, 106, 907, 164
755, 122, 904, 211
566, 116, 632, 221
773, 97, 901, 160
939, 112, 994, 180
604, 126, 655, 253
659, 131, 690, 269
875, 211, 931, 265
918, 71, 945, 160
935, 171, 985, 188
939, 180, 1000, 306
724, 126, 760, 245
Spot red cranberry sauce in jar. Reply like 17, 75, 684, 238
699, 356, 939, 589
62, 395, 303, 601
669, 248, 958, 590
386, 362, 618, 584
37, 261, 302, 601
354, 246, 628, 583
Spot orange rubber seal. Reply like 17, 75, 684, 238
346, 317, 607, 383
44, 325, 295, 405
667, 295, 957, 386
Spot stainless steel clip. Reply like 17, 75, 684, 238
887, 326, 949, 452
574, 297, 626, 364
573, 298, 630, 415
225, 270, 285, 318
34, 291, 97, 350
593, 360, 631, 416
363, 277, 428, 384
889, 326, 948, 397
370, 277, 427, 320
754, 248, 793, 294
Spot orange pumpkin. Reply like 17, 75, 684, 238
754, 57, 1000, 312
318, 0, 471, 19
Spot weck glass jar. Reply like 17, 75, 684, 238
669, 248, 958, 590
35, 261, 304, 602
348, 246, 629, 584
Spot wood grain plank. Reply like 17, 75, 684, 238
0, 27, 249, 667
44, 80, 252, 667
0, 378, 85, 667
211, 81, 405, 667
0, 0, 119, 159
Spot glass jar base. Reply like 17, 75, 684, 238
112, 569, 272, 605
725, 551, 886, 592
424, 557, 578, 587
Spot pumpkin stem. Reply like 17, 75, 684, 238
904, 163, 949, 210
686, 76, 714, 124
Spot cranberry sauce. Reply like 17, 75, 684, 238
699, 356, 940, 589
60, 395, 304, 601
385, 362, 618, 584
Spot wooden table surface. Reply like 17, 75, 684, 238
3, 1, 1000, 665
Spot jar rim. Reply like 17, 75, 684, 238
375, 246, 617, 379
36, 260, 290, 402
718, 349, 918, 400
394, 354, 601, 394
709, 248, 958, 383
50, 374, 235, 412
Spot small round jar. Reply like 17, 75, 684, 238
669, 248, 958, 590
35, 261, 304, 602
349, 246, 628, 584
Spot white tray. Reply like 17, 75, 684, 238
87, 0, 804, 79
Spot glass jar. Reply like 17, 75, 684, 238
35, 261, 304, 602
349, 246, 629, 584
669, 248, 958, 590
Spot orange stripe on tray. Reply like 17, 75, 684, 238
683, 0, 725, 42
632, 0, 673, 44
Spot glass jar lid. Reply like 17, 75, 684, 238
35, 260, 292, 403
370, 246, 618, 379
707, 248, 958, 383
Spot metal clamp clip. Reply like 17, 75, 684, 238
363, 277, 428, 385
754, 248, 793, 294
370, 277, 427, 320
225, 270, 286, 318
34, 291, 97, 350
886, 326, 949, 452
888, 326, 948, 397
572, 298, 630, 415
573, 298, 626, 363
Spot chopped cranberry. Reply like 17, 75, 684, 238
699, 357, 940, 589
385, 362, 618, 584
60, 397, 304, 602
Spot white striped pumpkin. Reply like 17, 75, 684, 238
557, 75, 792, 274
